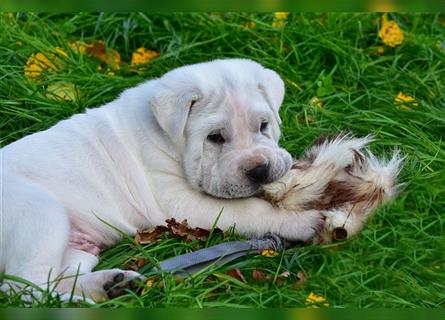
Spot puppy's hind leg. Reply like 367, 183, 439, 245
1, 175, 70, 303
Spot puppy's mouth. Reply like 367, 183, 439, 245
203, 173, 284, 199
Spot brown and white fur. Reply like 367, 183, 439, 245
262, 134, 404, 243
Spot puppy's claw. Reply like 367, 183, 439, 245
103, 271, 144, 299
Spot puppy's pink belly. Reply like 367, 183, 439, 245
68, 226, 102, 256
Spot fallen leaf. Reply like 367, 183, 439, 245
375, 45, 385, 55
252, 269, 268, 282
145, 277, 155, 288
137, 219, 222, 244
46, 82, 78, 101
294, 271, 308, 289
305, 292, 330, 307
24, 48, 67, 80
275, 276, 287, 286
274, 12, 290, 20
272, 20, 286, 28
131, 47, 160, 66
88, 40, 121, 70
68, 41, 89, 55
394, 92, 418, 110
242, 21, 256, 29
55, 47, 68, 58
165, 218, 221, 242
379, 13, 404, 47
227, 269, 247, 283
260, 249, 279, 257
309, 96, 323, 108
135, 226, 168, 244
141, 276, 158, 294
280, 271, 291, 278
125, 257, 148, 271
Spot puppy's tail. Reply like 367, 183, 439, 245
341, 148, 405, 215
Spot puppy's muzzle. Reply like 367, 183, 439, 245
246, 163, 270, 183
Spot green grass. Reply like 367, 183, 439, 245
1, 12, 444, 307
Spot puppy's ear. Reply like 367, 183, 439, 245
258, 68, 285, 125
149, 81, 201, 143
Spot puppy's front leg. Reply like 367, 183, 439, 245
161, 188, 324, 242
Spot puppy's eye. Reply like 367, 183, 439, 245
207, 133, 225, 144
260, 121, 268, 132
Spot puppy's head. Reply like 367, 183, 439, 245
149, 59, 292, 198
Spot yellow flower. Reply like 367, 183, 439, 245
305, 292, 330, 307
379, 14, 404, 47
260, 249, 279, 257
274, 12, 289, 20
46, 82, 78, 102
24, 48, 67, 80
394, 92, 418, 110
131, 47, 160, 66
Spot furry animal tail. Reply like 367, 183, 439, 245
262, 134, 404, 243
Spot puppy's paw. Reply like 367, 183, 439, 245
280, 210, 325, 242
102, 270, 145, 299
58, 293, 96, 305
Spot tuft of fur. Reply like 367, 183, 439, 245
262, 134, 403, 243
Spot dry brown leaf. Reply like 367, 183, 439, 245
135, 219, 222, 245
252, 269, 268, 282
165, 218, 221, 242
135, 226, 168, 244
275, 276, 287, 286
87, 41, 121, 70
294, 271, 308, 289
227, 269, 247, 283
125, 257, 148, 271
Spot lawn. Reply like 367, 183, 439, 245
0, 12, 444, 307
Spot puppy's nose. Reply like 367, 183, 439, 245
246, 163, 269, 183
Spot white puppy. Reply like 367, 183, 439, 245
0, 59, 324, 302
